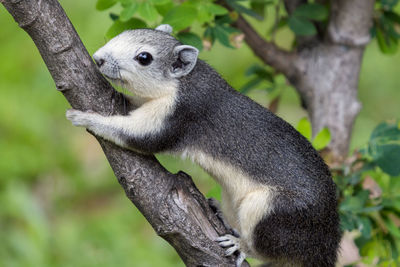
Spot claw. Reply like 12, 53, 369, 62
218, 240, 235, 247
215, 235, 231, 242
216, 234, 246, 267
215, 234, 236, 242
236, 251, 246, 267
225, 246, 238, 256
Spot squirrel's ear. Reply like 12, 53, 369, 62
170, 45, 199, 78
155, 24, 173, 34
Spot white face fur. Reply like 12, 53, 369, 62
93, 25, 199, 99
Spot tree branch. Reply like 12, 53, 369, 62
1, 0, 245, 265
233, 15, 299, 80
327, 0, 375, 47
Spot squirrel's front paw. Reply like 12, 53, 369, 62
66, 109, 95, 127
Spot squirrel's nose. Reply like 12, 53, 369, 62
93, 54, 105, 68
94, 58, 105, 68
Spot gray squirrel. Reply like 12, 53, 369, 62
66, 24, 340, 267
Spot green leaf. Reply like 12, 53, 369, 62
106, 18, 147, 39
380, 14, 400, 39
288, 3, 329, 36
204, 26, 216, 44
196, 3, 227, 24
344, 173, 362, 186
250, 0, 274, 17
368, 121, 400, 176
387, 24, 400, 39
250, 0, 274, 3
118, 0, 132, 7
218, 24, 240, 34
138, 2, 159, 21
383, 216, 400, 238
340, 197, 363, 212
375, 144, 400, 176
109, 13, 119, 21
120, 3, 138, 22
96, 0, 117, 11
312, 127, 331, 150
387, 234, 400, 260
340, 212, 358, 231
385, 11, 400, 24
358, 216, 372, 238
246, 64, 263, 76
358, 205, 383, 213
214, 25, 234, 48
370, 121, 400, 140
226, 0, 263, 20
208, 3, 228, 15
240, 77, 263, 94
376, 26, 398, 54
204, 24, 236, 48
382, 198, 400, 212
177, 32, 203, 51
292, 3, 329, 21
245, 64, 273, 80
288, 16, 316, 36
340, 190, 370, 213
296, 117, 312, 141
377, 123, 399, 140
162, 5, 197, 31
215, 14, 234, 25
154, 1, 174, 16
149, 0, 171, 5
197, 5, 213, 24
381, 0, 399, 9
250, 2, 265, 17
268, 17, 288, 35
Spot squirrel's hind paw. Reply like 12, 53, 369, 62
216, 234, 246, 267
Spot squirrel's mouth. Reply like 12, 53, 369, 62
94, 53, 123, 82
102, 71, 128, 89
102, 72, 119, 81
100, 66, 122, 83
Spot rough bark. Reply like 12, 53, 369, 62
292, 0, 375, 161
231, 0, 375, 162
293, 44, 363, 162
0, 0, 246, 266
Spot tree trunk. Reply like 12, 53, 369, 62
233, 0, 375, 161
293, 0, 375, 161
294, 44, 363, 161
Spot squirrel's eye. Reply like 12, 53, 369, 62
135, 52, 153, 66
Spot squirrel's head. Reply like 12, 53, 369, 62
93, 24, 199, 98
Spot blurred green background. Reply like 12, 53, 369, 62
0, 1, 399, 266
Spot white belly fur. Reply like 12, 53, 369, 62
181, 148, 276, 255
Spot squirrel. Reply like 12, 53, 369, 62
66, 24, 340, 267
